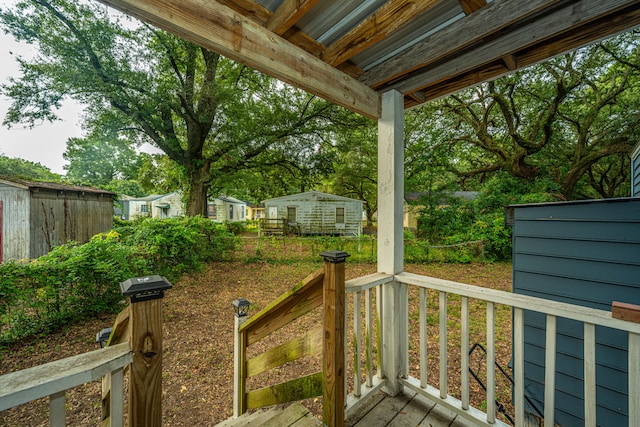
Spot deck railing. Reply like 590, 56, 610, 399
0, 275, 170, 427
0, 342, 131, 427
345, 271, 640, 426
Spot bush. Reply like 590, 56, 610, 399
116, 216, 237, 281
0, 217, 237, 344
0, 231, 147, 344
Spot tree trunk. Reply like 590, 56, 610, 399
185, 164, 211, 217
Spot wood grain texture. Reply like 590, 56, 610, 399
459, 0, 487, 15
612, 301, 640, 323
129, 298, 163, 426
323, 0, 442, 66
0, 343, 131, 412
107, 305, 131, 346
267, 0, 321, 35
359, 0, 560, 88
246, 372, 323, 409
97, 0, 381, 118
241, 269, 324, 345
322, 257, 346, 427
389, 0, 640, 95
246, 326, 323, 377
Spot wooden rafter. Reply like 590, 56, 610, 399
322, 0, 444, 67
390, 0, 639, 95
96, 0, 381, 118
458, 0, 487, 15
359, 0, 562, 88
267, 0, 321, 35
409, 3, 640, 106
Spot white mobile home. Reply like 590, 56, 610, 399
263, 191, 362, 236
207, 195, 246, 223
151, 192, 183, 219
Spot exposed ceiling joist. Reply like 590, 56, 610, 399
97, 0, 381, 119
322, 0, 444, 67
359, 0, 561, 88
390, 0, 639, 95
458, 0, 486, 15
411, 3, 640, 106
267, 0, 321, 35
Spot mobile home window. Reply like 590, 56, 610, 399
287, 206, 297, 222
207, 204, 217, 219
141, 204, 149, 213
336, 207, 345, 224
229, 205, 234, 220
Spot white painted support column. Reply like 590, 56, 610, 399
377, 90, 404, 275
378, 90, 406, 396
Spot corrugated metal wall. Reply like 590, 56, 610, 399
510, 198, 640, 426
0, 183, 30, 261
29, 190, 114, 259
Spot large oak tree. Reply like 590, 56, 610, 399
1, 0, 337, 215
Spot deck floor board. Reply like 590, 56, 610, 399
346, 391, 458, 427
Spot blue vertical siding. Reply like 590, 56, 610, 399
510, 198, 640, 426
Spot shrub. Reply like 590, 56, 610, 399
116, 216, 237, 281
0, 231, 147, 344
0, 217, 237, 344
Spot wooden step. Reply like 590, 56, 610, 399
215, 403, 321, 427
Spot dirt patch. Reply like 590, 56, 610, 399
0, 259, 513, 426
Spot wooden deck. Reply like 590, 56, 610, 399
346, 391, 471, 427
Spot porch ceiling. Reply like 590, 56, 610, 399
97, 0, 640, 119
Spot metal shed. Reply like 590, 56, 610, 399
263, 191, 363, 236
0, 178, 115, 262
507, 198, 640, 426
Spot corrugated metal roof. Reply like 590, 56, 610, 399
264, 190, 363, 204
0, 177, 115, 195
99, 0, 640, 116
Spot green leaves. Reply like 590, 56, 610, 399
0, 217, 237, 344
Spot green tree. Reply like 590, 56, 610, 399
410, 35, 640, 200
63, 133, 142, 186
328, 115, 378, 226
1, 0, 338, 215
0, 154, 60, 181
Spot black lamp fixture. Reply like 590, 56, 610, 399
232, 297, 251, 317
120, 275, 172, 303
96, 327, 113, 348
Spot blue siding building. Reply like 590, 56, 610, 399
507, 198, 640, 426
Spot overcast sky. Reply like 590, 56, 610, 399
0, 20, 85, 175
0, 1, 161, 176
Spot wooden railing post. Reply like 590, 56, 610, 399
320, 250, 349, 427
120, 276, 172, 427
232, 298, 250, 418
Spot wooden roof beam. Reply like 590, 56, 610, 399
323, 0, 445, 67
96, 0, 380, 118
419, 4, 640, 103
388, 0, 640, 95
458, 0, 486, 15
267, 0, 321, 35
359, 0, 562, 88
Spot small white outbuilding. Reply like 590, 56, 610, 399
263, 190, 362, 236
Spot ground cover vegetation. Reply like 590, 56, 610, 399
0, 217, 236, 344
0, 235, 513, 426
